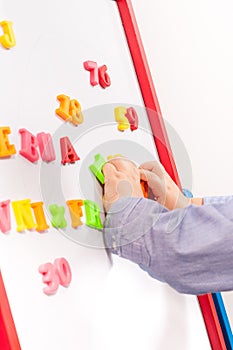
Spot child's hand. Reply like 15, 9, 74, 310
102, 157, 144, 212
139, 161, 191, 210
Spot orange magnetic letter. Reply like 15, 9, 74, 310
31, 202, 50, 232
0, 127, 16, 158
66, 199, 84, 228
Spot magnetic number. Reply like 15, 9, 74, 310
56, 95, 83, 126
39, 258, 72, 295
84, 61, 111, 89
114, 107, 130, 131
125, 107, 138, 131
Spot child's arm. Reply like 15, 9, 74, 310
103, 158, 233, 295
104, 196, 233, 295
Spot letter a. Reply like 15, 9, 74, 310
60, 137, 80, 165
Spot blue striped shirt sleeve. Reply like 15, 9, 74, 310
103, 196, 233, 294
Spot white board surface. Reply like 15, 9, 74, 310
0, 0, 210, 349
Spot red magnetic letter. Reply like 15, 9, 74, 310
60, 136, 80, 165
98, 65, 111, 88
125, 107, 139, 131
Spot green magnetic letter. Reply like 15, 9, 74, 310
89, 154, 106, 184
84, 200, 103, 229
49, 204, 67, 228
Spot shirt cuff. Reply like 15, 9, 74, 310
204, 195, 233, 205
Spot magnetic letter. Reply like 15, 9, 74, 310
37, 132, 56, 162
84, 200, 103, 229
107, 154, 123, 160
12, 199, 36, 232
31, 202, 50, 232
19, 128, 39, 163
89, 154, 105, 184
0, 127, 16, 158
49, 204, 67, 228
60, 136, 80, 165
66, 199, 84, 228
0, 21, 16, 49
140, 180, 148, 198
0, 200, 11, 233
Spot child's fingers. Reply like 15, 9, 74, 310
139, 169, 160, 188
102, 162, 117, 180
139, 168, 154, 182
108, 157, 137, 173
139, 168, 148, 182
139, 161, 164, 178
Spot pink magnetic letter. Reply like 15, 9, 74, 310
37, 132, 56, 162
0, 200, 11, 233
19, 128, 39, 163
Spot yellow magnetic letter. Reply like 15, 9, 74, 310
0, 21, 16, 49
114, 107, 130, 131
12, 199, 36, 232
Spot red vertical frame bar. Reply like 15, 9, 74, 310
116, 0, 227, 349
0, 271, 21, 350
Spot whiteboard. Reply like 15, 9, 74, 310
0, 0, 210, 349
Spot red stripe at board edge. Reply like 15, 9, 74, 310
0, 271, 21, 350
116, 1, 227, 349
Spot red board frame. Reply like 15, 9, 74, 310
0, 271, 21, 349
116, 0, 227, 349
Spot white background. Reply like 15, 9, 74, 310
131, 0, 233, 333
0, 0, 228, 349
